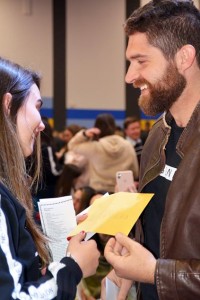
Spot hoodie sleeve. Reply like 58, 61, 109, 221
0, 192, 82, 300
68, 129, 96, 157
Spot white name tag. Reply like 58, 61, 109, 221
160, 164, 177, 181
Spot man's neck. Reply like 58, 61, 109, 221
169, 80, 200, 127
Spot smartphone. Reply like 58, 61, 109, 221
116, 170, 135, 192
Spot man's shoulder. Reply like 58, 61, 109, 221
143, 113, 169, 144
152, 114, 165, 128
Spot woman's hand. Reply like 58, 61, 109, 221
67, 231, 100, 278
76, 213, 88, 224
84, 128, 101, 139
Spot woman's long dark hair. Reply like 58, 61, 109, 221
94, 113, 116, 138
0, 57, 49, 265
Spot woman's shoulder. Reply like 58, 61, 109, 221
0, 182, 25, 218
0, 181, 16, 202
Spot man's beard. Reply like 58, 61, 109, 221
135, 62, 186, 116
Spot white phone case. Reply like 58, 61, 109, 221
116, 170, 134, 192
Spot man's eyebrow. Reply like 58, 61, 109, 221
126, 54, 148, 61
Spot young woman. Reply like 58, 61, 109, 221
0, 57, 100, 299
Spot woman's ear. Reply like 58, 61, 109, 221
3, 93, 12, 115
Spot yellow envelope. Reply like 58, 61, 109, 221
68, 192, 154, 237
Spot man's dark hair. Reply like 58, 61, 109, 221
125, 0, 200, 66
123, 116, 140, 130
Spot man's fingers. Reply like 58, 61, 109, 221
115, 233, 132, 252
105, 237, 116, 252
113, 239, 123, 255
104, 237, 118, 263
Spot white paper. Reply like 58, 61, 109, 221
76, 207, 94, 241
106, 277, 120, 300
38, 196, 77, 261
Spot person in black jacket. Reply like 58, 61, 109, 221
0, 57, 100, 300
36, 117, 63, 198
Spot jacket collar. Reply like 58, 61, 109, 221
162, 101, 200, 158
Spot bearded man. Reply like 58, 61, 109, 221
103, 1, 200, 300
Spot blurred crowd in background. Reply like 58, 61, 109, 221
32, 113, 151, 300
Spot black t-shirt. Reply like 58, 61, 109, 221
140, 118, 184, 300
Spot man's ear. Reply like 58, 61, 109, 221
176, 44, 196, 72
3, 93, 12, 115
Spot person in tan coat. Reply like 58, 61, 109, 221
68, 113, 139, 193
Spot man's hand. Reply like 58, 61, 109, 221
104, 233, 156, 284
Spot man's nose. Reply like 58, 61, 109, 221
125, 63, 139, 84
